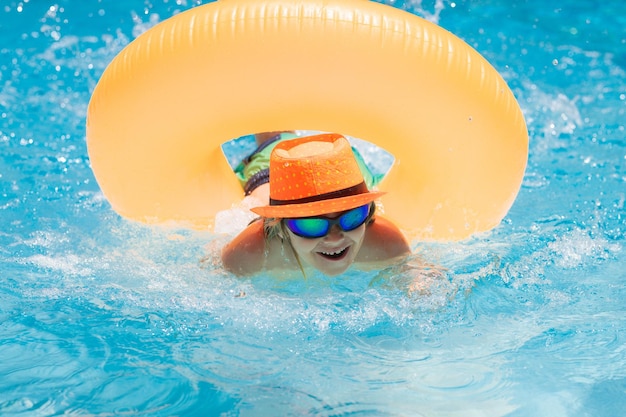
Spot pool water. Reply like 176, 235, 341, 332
1, 0, 625, 415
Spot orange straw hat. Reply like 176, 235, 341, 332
250, 133, 385, 218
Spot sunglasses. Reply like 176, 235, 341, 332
284, 204, 371, 239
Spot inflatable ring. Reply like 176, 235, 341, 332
87, 0, 528, 241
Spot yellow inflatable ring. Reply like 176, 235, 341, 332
87, 0, 528, 241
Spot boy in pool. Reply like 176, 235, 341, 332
221, 132, 411, 276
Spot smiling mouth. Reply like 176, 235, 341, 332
318, 247, 349, 260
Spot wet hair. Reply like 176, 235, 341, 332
262, 217, 306, 276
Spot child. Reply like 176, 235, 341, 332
221, 132, 410, 276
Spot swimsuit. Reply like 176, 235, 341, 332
234, 133, 383, 195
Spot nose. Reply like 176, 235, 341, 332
324, 224, 344, 241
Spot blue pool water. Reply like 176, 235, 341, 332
1, 0, 625, 415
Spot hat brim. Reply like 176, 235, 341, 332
250, 191, 386, 218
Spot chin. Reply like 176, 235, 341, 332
320, 265, 350, 277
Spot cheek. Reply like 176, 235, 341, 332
344, 225, 367, 244
288, 234, 320, 254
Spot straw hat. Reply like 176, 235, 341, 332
250, 133, 385, 218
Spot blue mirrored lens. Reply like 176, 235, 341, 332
285, 218, 329, 238
339, 204, 370, 231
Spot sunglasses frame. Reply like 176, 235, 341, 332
284, 204, 371, 239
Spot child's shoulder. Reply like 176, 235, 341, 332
357, 216, 411, 263
221, 220, 266, 275
221, 220, 298, 275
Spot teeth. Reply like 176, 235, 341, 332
321, 248, 346, 256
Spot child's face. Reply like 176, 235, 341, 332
285, 211, 367, 276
